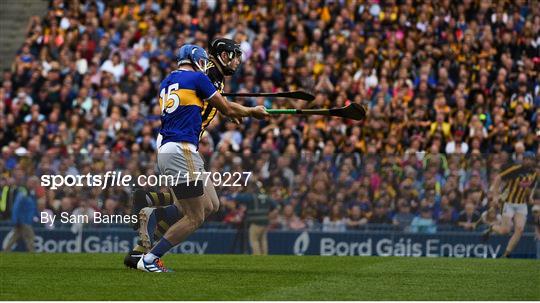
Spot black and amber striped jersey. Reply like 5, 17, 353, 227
200, 60, 225, 139
499, 164, 538, 204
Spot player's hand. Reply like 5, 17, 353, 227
250, 106, 270, 120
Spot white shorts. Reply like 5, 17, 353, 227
157, 142, 204, 183
157, 142, 205, 199
502, 203, 528, 217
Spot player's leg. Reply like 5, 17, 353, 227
137, 143, 212, 272
491, 215, 513, 235
483, 203, 513, 241
501, 206, 527, 258
138, 172, 217, 245
144, 177, 219, 241
159, 158, 216, 244
138, 204, 183, 249
125, 200, 177, 269
134, 179, 218, 254
153, 204, 183, 239
132, 188, 174, 230
204, 180, 220, 214
124, 205, 182, 269
138, 186, 213, 272
160, 192, 213, 245
482, 214, 512, 241
127, 178, 218, 269
131, 133, 175, 214
129, 142, 184, 269
125, 188, 176, 268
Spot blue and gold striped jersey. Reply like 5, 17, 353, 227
158, 70, 217, 147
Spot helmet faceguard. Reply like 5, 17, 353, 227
177, 44, 210, 73
193, 56, 210, 74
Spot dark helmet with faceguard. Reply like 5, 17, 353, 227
208, 38, 242, 76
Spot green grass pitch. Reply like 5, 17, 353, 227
1, 253, 539, 300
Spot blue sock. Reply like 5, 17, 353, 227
163, 204, 180, 225
150, 238, 173, 258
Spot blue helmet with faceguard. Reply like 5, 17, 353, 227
177, 44, 210, 73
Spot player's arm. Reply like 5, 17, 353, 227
497, 164, 521, 179
489, 165, 520, 202
207, 92, 269, 120
198, 72, 268, 121
488, 174, 502, 206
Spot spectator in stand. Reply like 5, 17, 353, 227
445, 130, 469, 154
278, 204, 306, 231
322, 204, 346, 232
70, 198, 96, 232
223, 198, 246, 229
393, 200, 415, 231
410, 208, 437, 234
457, 202, 481, 231
300, 205, 319, 230
369, 202, 392, 224
346, 205, 368, 230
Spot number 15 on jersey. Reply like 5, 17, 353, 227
160, 83, 180, 115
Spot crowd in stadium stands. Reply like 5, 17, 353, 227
0, 0, 539, 232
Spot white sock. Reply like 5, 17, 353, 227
143, 253, 158, 263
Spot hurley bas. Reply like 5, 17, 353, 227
41, 212, 138, 227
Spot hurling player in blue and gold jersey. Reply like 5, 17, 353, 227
135, 45, 268, 272
124, 39, 245, 269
